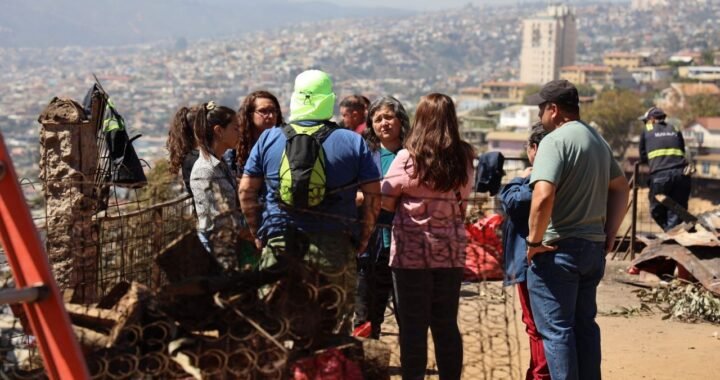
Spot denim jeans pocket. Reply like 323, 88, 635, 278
554, 238, 595, 255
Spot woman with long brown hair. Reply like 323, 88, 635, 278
381, 93, 475, 380
166, 105, 200, 195
236, 91, 284, 168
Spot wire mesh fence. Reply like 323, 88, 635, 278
1, 161, 681, 379
11, 153, 708, 379
0, 173, 528, 379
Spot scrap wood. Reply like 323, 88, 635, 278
66, 282, 158, 350
654, 194, 702, 228
72, 326, 110, 353
632, 243, 720, 296
96, 281, 131, 309
65, 303, 122, 330
106, 282, 151, 343
156, 231, 222, 283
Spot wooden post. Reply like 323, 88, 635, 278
39, 97, 100, 303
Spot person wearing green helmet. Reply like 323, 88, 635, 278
239, 70, 381, 333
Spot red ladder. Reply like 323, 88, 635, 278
0, 131, 89, 379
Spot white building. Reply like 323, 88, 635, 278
684, 117, 720, 155
678, 66, 720, 82
519, 4, 577, 85
629, 66, 672, 84
498, 105, 539, 131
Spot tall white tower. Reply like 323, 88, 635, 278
519, 4, 577, 85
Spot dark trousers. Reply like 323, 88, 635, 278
393, 267, 464, 380
648, 169, 691, 231
355, 248, 396, 338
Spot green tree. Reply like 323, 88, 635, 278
673, 94, 720, 126
701, 49, 715, 65
582, 89, 645, 157
576, 84, 597, 97
522, 84, 542, 104
139, 158, 181, 206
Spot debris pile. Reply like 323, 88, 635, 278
636, 280, 720, 324
63, 231, 389, 379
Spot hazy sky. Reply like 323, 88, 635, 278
295, 0, 626, 11
300, 0, 513, 11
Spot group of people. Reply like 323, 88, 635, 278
166, 69, 474, 379
166, 71, 633, 380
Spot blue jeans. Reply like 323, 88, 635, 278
527, 238, 605, 380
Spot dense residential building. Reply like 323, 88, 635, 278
669, 50, 704, 65
520, 4, 577, 84
480, 81, 528, 105
678, 66, 720, 82
630, 0, 670, 10
603, 52, 649, 70
458, 110, 496, 151
693, 154, 720, 179
629, 66, 672, 84
456, 87, 491, 111
485, 131, 527, 157
497, 105, 538, 131
560, 64, 613, 89
3, 0, 720, 181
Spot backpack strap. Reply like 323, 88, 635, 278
282, 120, 340, 142
313, 120, 340, 142
281, 123, 298, 139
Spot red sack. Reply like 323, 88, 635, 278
291, 348, 364, 380
464, 214, 504, 281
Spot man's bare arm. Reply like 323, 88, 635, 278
605, 175, 630, 252
527, 180, 557, 261
357, 180, 381, 254
238, 175, 263, 239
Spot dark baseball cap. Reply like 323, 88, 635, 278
638, 107, 666, 122
526, 79, 580, 107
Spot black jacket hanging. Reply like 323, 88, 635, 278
474, 151, 505, 196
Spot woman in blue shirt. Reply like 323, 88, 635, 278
355, 96, 410, 339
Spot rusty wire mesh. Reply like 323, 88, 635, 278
0, 172, 528, 379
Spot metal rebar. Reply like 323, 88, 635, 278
631, 162, 640, 261
0, 284, 48, 305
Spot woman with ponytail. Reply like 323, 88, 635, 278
190, 101, 252, 271
166, 105, 200, 195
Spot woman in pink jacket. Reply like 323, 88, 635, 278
381, 93, 475, 380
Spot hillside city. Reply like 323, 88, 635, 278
1, 2, 720, 378
1, 0, 719, 180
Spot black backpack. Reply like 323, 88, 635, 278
83, 84, 147, 188
277, 121, 339, 209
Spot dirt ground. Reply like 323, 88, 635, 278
380, 259, 720, 379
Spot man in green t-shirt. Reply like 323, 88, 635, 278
524, 80, 630, 380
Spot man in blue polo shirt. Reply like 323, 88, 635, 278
239, 70, 381, 333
